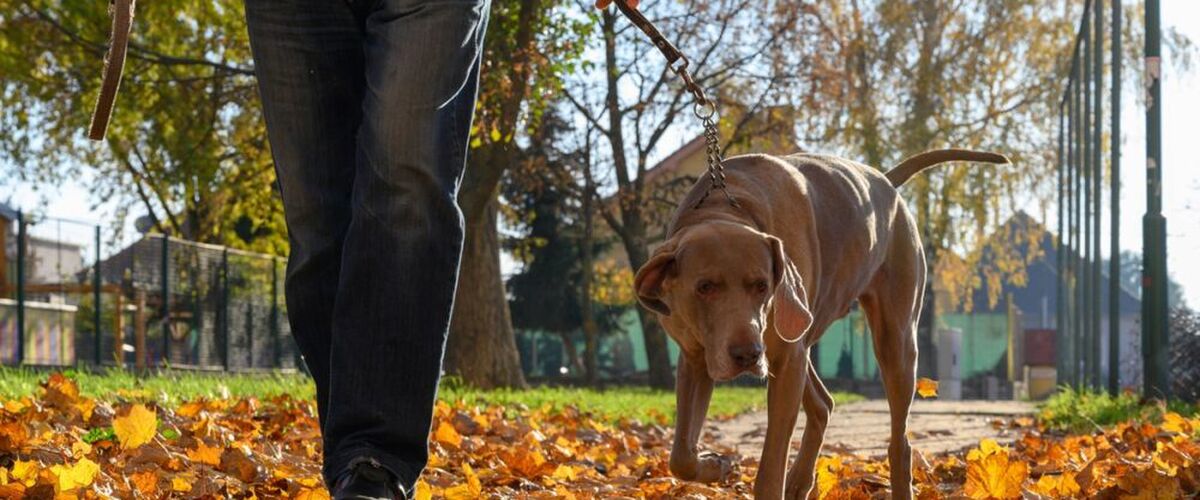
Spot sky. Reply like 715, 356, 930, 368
5, 0, 1199, 307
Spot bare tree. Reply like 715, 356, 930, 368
563, 0, 803, 388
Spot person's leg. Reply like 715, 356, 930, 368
243, 0, 366, 430
321, 0, 490, 490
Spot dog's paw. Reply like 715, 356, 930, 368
693, 451, 735, 483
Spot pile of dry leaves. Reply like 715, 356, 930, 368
0, 373, 1197, 499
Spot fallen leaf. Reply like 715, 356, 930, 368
916, 378, 939, 398
113, 404, 157, 449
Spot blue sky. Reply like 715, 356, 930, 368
5, 0, 1198, 307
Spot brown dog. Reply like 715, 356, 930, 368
634, 149, 1008, 499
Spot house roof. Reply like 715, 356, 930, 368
964, 211, 1141, 315
643, 136, 706, 185
0, 202, 17, 222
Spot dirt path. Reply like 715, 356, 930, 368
707, 399, 1036, 459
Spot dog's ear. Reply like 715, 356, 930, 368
634, 239, 678, 316
768, 236, 813, 343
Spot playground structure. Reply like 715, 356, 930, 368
0, 209, 297, 372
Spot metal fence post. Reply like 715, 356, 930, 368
1091, 0, 1104, 390
15, 210, 26, 365
93, 224, 102, 366
1142, 0, 1170, 399
1107, 0, 1122, 396
221, 248, 230, 371
161, 235, 170, 366
245, 301, 254, 369
1057, 103, 1066, 385
271, 257, 280, 369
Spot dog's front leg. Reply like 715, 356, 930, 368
754, 352, 808, 500
669, 355, 728, 482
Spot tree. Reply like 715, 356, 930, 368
442, 0, 590, 388
563, 0, 804, 388
1, 0, 285, 254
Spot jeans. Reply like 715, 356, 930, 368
243, 0, 489, 490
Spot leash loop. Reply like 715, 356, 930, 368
88, 0, 136, 141
608, 0, 738, 209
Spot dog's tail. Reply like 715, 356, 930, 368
885, 149, 1010, 187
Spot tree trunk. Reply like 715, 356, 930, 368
621, 231, 674, 389
444, 196, 527, 388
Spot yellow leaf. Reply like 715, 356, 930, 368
50, 458, 99, 491
10, 460, 38, 486
551, 464, 578, 481
187, 441, 223, 466
171, 475, 193, 492
964, 441, 1027, 499
113, 404, 157, 449
443, 463, 482, 500
815, 455, 843, 498
1161, 412, 1191, 434
413, 480, 434, 500
434, 421, 462, 447
916, 378, 938, 398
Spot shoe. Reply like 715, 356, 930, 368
332, 458, 409, 500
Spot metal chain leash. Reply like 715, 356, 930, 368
609, 0, 739, 209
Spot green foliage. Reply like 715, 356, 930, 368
0, 367, 866, 424
1039, 386, 1199, 433
0, 367, 314, 404
2, 0, 284, 253
440, 376, 864, 424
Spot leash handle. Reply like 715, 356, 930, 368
606, 0, 737, 209
88, 0, 135, 141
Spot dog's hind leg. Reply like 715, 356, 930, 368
860, 274, 922, 499
783, 362, 834, 499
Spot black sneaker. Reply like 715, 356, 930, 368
332, 458, 409, 500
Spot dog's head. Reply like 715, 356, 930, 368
634, 221, 813, 381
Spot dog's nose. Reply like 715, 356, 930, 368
728, 343, 764, 369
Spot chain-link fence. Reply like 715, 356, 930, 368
1, 207, 297, 372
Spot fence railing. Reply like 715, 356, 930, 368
0, 210, 298, 372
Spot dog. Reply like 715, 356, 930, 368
633, 149, 1009, 499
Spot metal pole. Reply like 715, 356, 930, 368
15, 211, 26, 365
1066, 76, 1076, 388
1108, 0, 1122, 395
1084, 19, 1094, 388
1074, 70, 1085, 389
271, 258, 280, 369
1142, 0, 1169, 399
93, 225, 102, 366
1075, 73, 1084, 386
221, 249, 230, 371
161, 235, 170, 366
1091, 0, 1104, 390
1057, 104, 1066, 385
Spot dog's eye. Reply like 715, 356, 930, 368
696, 281, 717, 296
754, 280, 769, 294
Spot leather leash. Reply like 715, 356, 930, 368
88, 0, 135, 141
601, 0, 738, 209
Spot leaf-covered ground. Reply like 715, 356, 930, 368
0, 374, 1197, 499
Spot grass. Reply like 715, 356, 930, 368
439, 377, 865, 424
1038, 385, 1199, 432
0, 366, 316, 405
0, 367, 865, 424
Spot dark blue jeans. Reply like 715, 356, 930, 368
244, 0, 488, 490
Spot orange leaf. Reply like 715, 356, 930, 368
186, 441, 223, 467
434, 421, 462, 447
916, 378, 938, 398
113, 404, 157, 449
129, 470, 158, 496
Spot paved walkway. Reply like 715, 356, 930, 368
707, 400, 1036, 459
